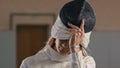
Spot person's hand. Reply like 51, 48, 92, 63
54, 19, 85, 54
67, 19, 85, 46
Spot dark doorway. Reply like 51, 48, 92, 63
16, 25, 48, 68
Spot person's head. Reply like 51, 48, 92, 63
50, 0, 96, 48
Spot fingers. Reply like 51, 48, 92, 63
65, 29, 82, 34
66, 19, 85, 39
67, 20, 85, 46
68, 19, 85, 32
80, 19, 85, 32
68, 23, 79, 30
67, 23, 81, 34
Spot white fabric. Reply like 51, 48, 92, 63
51, 16, 72, 39
20, 45, 96, 68
51, 16, 92, 48
81, 32, 91, 48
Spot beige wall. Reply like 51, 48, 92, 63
0, 0, 69, 30
89, 0, 120, 31
0, 0, 120, 31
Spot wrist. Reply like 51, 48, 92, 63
70, 45, 82, 53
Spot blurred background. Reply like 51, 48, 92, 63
0, 0, 120, 68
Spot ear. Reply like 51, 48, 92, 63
47, 37, 56, 46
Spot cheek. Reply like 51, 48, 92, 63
61, 42, 69, 48
64, 42, 69, 46
64, 41, 69, 46
56, 39, 69, 47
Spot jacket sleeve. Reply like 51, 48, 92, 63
20, 58, 30, 68
83, 56, 96, 68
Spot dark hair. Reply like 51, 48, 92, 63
60, 0, 96, 33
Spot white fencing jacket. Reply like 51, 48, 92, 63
20, 45, 96, 68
